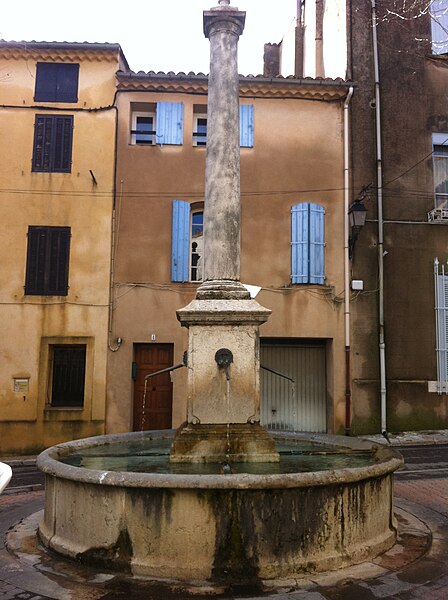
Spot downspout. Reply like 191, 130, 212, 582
344, 86, 354, 435
371, 0, 387, 435
108, 91, 122, 353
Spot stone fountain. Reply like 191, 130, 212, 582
171, 0, 277, 464
36, 0, 403, 588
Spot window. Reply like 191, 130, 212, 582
193, 104, 207, 146
291, 202, 325, 284
34, 63, 79, 103
50, 345, 86, 407
193, 116, 208, 146
131, 102, 184, 145
434, 258, 448, 394
431, 1, 448, 54
171, 200, 204, 282
240, 104, 254, 148
191, 105, 254, 147
433, 134, 448, 209
131, 112, 156, 144
32, 115, 73, 173
25, 226, 71, 295
191, 211, 204, 281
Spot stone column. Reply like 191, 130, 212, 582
198, 0, 249, 300
171, 1, 277, 463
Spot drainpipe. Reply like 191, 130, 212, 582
371, 0, 387, 435
108, 92, 122, 353
344, 86, 354, 435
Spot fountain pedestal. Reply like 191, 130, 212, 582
171, 298, 279, 463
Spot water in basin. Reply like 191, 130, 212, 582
60, 437, 378, 475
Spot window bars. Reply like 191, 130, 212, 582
435, 258, 448, 394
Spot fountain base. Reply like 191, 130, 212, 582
169, 422, 279, 463
37, 431, 403, 583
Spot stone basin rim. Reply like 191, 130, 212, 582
37, 430, 403, 490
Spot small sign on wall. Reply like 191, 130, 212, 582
14, 378, 29, 393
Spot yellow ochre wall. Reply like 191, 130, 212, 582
0, 46, 120, 454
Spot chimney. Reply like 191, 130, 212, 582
315, 0, 325, 78
263, 42, 282, 77
295, 0, 305, 78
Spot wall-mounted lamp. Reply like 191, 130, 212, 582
348, 198, 367, 259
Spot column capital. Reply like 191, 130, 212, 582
203, 8, 246, 39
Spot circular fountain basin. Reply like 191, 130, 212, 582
37, 430, 402, 584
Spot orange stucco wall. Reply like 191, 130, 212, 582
107, 84, 347, 435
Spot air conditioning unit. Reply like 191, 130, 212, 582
428, 208, 448, 223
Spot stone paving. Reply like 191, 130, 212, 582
1, 475, 448, 598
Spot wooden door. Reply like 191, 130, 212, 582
133, 344, 173, 431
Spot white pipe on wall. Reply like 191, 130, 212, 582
344, 85, 354, 435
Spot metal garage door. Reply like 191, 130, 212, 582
260, 340, 327, 433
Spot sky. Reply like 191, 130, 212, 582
1, 1, 298, 76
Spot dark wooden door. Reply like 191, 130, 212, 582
133, 344, 173, 431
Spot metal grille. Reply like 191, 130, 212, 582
260, 341, 326, 433
51, 345, 86, 407
435, 258, 448, 394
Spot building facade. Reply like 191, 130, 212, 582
348, 0, 448, 433
105, 69, 353, 436
0, 42, 127, 453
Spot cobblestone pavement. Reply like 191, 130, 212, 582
1, 477, 448, 599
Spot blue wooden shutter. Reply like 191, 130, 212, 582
171, 200, 190, 282
156, 102, 184, 145
240, 105, 254, 147
291, 203, 309, 284
431, 0, 448, 54
309, 203, 325, 284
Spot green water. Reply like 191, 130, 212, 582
60, 438, 377, 475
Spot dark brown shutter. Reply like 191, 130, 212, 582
32, 115, 73, 173
53, 116, 73, 172
34, 63, 79, 103
25, 227, 47, 293
25, 226, 70, 295
56, 64, 79, 103
32, 116, 53, 172
48, 227, 70, 294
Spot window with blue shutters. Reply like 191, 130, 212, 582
156, 102, 184, 145
431, 0, 448, 54
131, 102, 184, 146
171, 200, 190, 282
435, 258, 448, 394
291, 203, 325, 285
240, 105, 254, 148
190, 104, 254, 147
171, 201, 204, 282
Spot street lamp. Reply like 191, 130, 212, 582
348, 198, 367, 259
